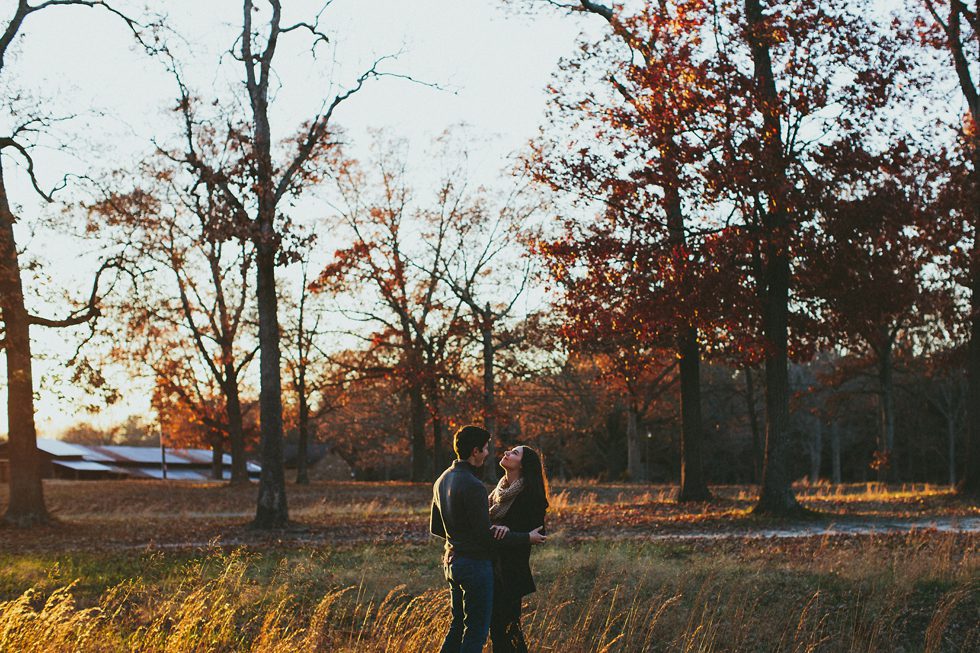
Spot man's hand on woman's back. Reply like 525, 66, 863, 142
491, 524, 547, 544
528, 526, 546, 545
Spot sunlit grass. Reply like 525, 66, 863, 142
291, 498, 427, 521
1, 534, 977, 652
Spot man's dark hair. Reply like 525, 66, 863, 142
453, 425, 491, 460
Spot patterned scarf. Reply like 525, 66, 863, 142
489, 476, 525, 524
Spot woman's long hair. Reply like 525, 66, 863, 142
519, 446, 550, 513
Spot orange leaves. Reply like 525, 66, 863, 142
86, 187, 164, 234
152, 375, 219, 450
964, 111, 977, 140
311, 241, 371, 294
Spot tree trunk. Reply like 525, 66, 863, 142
964, 269, 980, 494
754, 241, 802, 514
809, 420, 822, 484
409, 383, 428, 481
831, 420, 842, 485
606, 406, 626, 479
252, 243, 288, 528
296, 388, 310, 485
745, 365, 762, 484
677, 328, 710, 500
962, 142, 980, 494
626, 401, 645, 482
878, 341, 897, 483
210, 435, 224, 480
294, 272, 311, 486
481, 311, 498, 483
225, 365, 248, 484
430, 381, 444, 477
948, 408, 957, 486
0, 160, 48, 526
745, 0, 803, 516
662, 137, 710, 501
950, 1, 980, 498
245, 5, 289, 527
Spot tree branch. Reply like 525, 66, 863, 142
28, 256, 127, 327
0, 137, 66, 201
2, 0, 156, 74
280, 0, 333, 50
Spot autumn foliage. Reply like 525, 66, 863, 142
1, 1, 978, 529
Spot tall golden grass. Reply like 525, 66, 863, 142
1, 535, 977, 653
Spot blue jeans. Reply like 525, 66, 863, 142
440, 556, 494, 653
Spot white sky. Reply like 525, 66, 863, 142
1, 0, 602, 436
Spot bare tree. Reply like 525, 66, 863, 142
158, 1, 411, 526
436, 175, 538, 481
1, 0, 146, 526
89, 168, 257, 484
316, 141, 468, 481
282, 258, 338, 485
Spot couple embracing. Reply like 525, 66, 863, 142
430, 425, 550, 653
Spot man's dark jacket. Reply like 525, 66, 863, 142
430, 461, 528, 561
492, 489, 546, 598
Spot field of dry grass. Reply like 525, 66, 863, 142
0, 480, 978, 651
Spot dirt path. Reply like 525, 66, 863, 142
604, 516, 980, 542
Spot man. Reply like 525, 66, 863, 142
430, 425, 545, 653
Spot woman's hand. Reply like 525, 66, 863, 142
491, 525, 510, 540
529, 526, 547, 545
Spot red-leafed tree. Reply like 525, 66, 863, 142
569, 324, 679, 483
529, 0, 728, 500
800, 141, 952, 482
151, 357, 243, 480
501, 345, 615, 479
309, 363, 409, 480
536, 222, 725, 484
530, 0, 904, 514
906, 0, 979, 495
725, 0, 888, 514
702, 0, 907, 514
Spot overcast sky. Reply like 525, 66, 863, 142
2, 0, 602, 436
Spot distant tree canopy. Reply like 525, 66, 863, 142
60, 416, 157, 447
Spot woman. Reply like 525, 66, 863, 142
488, 445, 550, 653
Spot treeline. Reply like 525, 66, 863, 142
1, 0, 976, 528
307, 339, 969, 489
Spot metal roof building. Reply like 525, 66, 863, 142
0, 439, 260, 482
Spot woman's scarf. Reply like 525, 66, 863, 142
489, 476, 525, 523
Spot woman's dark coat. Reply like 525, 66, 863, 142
493, 490, 546, 598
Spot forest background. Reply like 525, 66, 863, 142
0, 0, 978, 526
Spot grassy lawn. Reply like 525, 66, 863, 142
0, 480, 978, 651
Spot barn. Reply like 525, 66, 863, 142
0, 438, 261, 482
